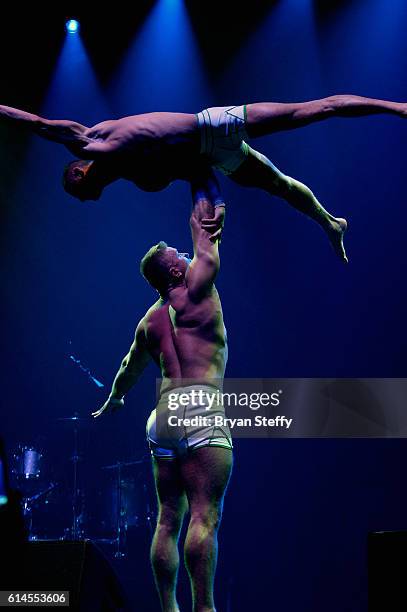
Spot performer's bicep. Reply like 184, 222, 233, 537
125, 322, 151, 374
187, 234, 219, 300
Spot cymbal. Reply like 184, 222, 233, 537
101, 458, 147, 469
57, 416, 90, 422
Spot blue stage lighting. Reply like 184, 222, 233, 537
66, 19, 80, 34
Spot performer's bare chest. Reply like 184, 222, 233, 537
120, 141, 196, 192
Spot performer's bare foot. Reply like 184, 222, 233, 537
325, 217, 348, 263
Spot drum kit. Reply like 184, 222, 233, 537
11, 414, 155, 558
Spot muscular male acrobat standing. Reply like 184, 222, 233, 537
92, 172, 232, 612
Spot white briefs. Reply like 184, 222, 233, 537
146, 384, 233, 460
196, 105, 250, 175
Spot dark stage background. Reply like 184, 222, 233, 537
1, 2, 406, 610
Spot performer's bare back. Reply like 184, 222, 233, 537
86, 112, 198, 146
141, 282, 227, 394
74, 112, 199, 191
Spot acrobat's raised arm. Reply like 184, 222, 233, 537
186, 166, 225, 300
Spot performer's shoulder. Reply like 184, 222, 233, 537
143, 298, 167, 320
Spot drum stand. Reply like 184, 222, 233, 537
64, 344, 104, 540
22, 483, 57, 541
102, 458, 150, 558
58, 414, 87, 541
114, 462, 126, 559
71, 414, 85, 540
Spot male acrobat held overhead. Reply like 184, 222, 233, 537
1, 95, 406, 262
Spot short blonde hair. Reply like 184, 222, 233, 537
140, 242, 170, 295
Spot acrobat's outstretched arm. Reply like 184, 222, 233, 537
92, 319, 151, 418
246, 95, 407, 137
0, 104, 90, 147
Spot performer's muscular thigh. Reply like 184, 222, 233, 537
230, 147, 290, 196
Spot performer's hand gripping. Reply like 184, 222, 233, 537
191, 164, 226, 242
201, 205, 225, 242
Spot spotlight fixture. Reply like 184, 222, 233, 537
66, 19, 80, 34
